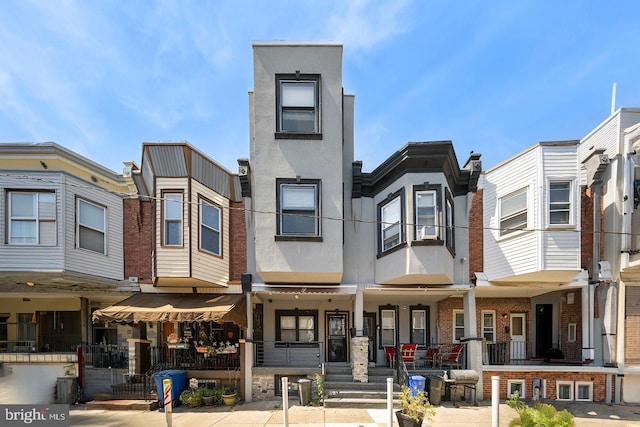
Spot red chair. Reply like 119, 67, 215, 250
437, 343, 464, 369
400, 343, 418, 369
384, 346, 396, 368
420, 346, 440, 368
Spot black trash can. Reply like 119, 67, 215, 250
298, 378, 312, 406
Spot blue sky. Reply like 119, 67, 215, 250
1, 1, 639, 175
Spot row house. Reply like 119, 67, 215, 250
0, 142, 138, 404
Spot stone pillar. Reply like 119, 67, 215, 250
351, 336, 369, 383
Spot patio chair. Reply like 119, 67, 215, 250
437, 343, 464, 369
420, 346, 440, 368
384, 346, 396, 368
400, 343, 418, 369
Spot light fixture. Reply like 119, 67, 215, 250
294, 294, 299, 300
26, 281, 35, 287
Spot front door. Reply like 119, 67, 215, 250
510, 313, 527, 362
363, 312, 376, 363
535, 304, 553, 358
326, 311, 348, 363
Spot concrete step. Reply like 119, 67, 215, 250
86, 400, 160, 411
324, 397, 400, 409
324, 381, 392, 391
324, 374, 353, 382
325, 389, 401, 400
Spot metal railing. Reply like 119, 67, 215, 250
253, 341, 323, 367
484, 340, 531, 365
81, 344, 128, 369
149, 345, 241, 371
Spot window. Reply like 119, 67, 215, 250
275, 310, 317, 343
410, 306, 429, 346
380, 192, 403, 252
200, 198, 221, 255
163, 192, 183, 246
568, 323, 576, 342
380, 308, 397, 347
445, 192, 454, 249
575, 382, 593, 401
482, 311, 496, 343
8, 191, 56, 245
77, 199, 106, 254
499, 187, 528, 236
415, 190, 437, 239
556, 381, 573, 401
276, 75, 320, 134
549, 181, 571, 225
277, 180, 320, 236
453, 310, 465, 342
507, 379, 526, 399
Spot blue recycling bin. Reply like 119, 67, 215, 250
152, 370, 187, 406
408, 375, 426, 396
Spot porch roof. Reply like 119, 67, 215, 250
92, 293, 247, 327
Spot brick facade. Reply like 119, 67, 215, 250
468, 189, 483, 282
229, 200, 247, 283
123, 198, 153, 284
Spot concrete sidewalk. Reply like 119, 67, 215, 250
69, 399, 640, 426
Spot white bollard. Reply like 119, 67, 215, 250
387, 377, 393, 427
282, 376, 289, 427
163, 378, 172, 427
492, 375, 500, 427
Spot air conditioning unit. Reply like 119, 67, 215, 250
419, 226, 437, 240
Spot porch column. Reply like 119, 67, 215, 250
244, 294, 254, 402
463, 286, 483, 399
582, 284, 595, 361
354, 285, 364, 336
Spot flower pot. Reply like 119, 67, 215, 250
395, 410, 423, 427
222, 393, 237, 406
202, 396, 215, 406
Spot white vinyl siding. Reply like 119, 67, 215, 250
499, 187, 528, 236
191, 180, 229, 287
156, 178, 189, 279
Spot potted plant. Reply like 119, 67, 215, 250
201, 387, 222, 406
395, 385, 435, 427
222, 368, 239, 406
179, 388, 203, 408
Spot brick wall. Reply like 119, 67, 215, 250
482, 370, 609, 402
468, 189, 483, 282
229, 200, 247, 283
123, 198, 153, 283
559, 291, 582, 360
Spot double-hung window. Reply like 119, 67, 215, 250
415, 190, 437, 239
380, 308, 397, 347
410, 306, 429, 346
380, 191, 403, 252
453, 310, 465, 342
277, 180, 320, 236
549, 181, 571, 225
200, 197, 221, 255
482, 311, 496, 343
77, 199, 106, 254
8, 191, 56, 245
276, 75, 320, 134
276, 310, 317, 343
499, 187, 528, 236
164, 192, 183, 246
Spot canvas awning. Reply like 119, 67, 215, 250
92, 294, 247, 327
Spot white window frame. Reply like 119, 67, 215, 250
499, 187, 528, 237
453, 309, 465, 342
556, 381, 574, 401
410, 307, 427, 346
415, 190, 438, 240
575, 381, 593, 401
568, 323, 576, 343
8, 191, 56, 245
278, 181, 319, 236
548, 180, 573, 226
381, 196, 402, 251
277, 76, 320, 133
77, 198, 106, 254
507, 379, 526, 399
482, 311, 496, 344
381, 309, 396, 347
199, 198, 221, 255
163, 192, 183, 246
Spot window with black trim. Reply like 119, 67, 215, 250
379, 306, 397, 347
276, 74, 320, 134
549, 181, 571, 225
199, 196, 221, 255
163, 192, 183, 246
275, 310, 318, 343
379, 190, 404, 253
413, 184, 442, 241
277, 179, 320, 236
77, 198, 106, 254
499, 187, 527, 236
410, 306, 429, 346
445, 189, 455, 253
7, 190, 56, 245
